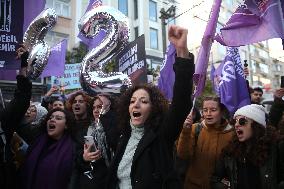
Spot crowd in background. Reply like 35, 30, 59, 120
1, 25, 284, 189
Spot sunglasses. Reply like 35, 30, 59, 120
232, 117, 248, 126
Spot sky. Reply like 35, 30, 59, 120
175, 0, 284, 61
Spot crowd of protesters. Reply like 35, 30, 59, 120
1, 25, 284, 189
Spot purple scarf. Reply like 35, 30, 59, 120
20, 133, 73, 189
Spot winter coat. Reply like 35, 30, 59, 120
70, 110, 119, 189
106, 55, 194, 189
269, 98, 284, 132
211, 140, 284, 189
0, 75, 31, 189
177, 121, 234, 189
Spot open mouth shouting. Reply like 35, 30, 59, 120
133, 111, 141, 118
48, 123, 56, 132
129, 89, 152, 127
131, 111, 143, 125
236, 129, 244, 136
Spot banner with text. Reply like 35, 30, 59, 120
0, 0, 24, 70
51, 63, 81, 90
115, 34, 147, 85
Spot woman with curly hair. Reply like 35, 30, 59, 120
211, 104, 284, 189
106, 25, 194, 189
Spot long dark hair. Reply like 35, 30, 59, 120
41, 108, 76, 137
116, 84, 169, 132
222, 122, 281, 166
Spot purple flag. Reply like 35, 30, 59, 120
78, 0, 106, 49
24, 0, 46, 32
210, 63, 220, 94
192, 0, 222, 97
216, 47, 251, 114
41, 39, 67, 78
157, 43, 176, 100
215, 0, 284, 46
86, 0, 102, 12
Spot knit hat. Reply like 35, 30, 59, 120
234, 104, 266, 127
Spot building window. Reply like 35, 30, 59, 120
134, 0, 138, 19
118, 0, 128, 16
46, 0, 71, 17
150, 28, 158, 49
134, 27, 139, 39
149, 0, 157, 21
251, 60, 257, 73
259, 63, 269, 74
45, 31, 69, 47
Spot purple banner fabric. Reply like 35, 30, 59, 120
78, 0, 105, 49
0, 0, 45, 73
0, 70, 17, 81
215, 47, 251, 115
41, 39, 67, 78
0, 0, 24, 70
157, 43, 176, 100
192, 0, 222, 97
86, 0, 102, 12
215, 0, 284, 47
210, 63, 219, 94
23, 0, 46, 32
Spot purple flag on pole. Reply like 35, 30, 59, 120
157, 43, 176, 100
215, 0, 284, 47
193, 0, 222, 97
216, 47, 251, 114
41, 39, 67, 78
78, 0, 105, 49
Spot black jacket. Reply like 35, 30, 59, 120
211, 141, 284, 189
70, 110, 119, 189
0, 75, 32, 189
269, 98, 284, 131
106, 55, 194, 189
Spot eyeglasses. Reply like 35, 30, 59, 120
232, 117, 248, 126
49, 115, 65, 120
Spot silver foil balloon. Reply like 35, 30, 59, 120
79, 5, 132, 95
23, 8, 57, 80
23, 8, 57, 51
27, 42, 51, 80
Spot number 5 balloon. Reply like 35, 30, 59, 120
79, 5, 132, 95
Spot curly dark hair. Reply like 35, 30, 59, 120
222, 122, 281, 166
116, 84, 169, 132
65, 91, 92, 117
41, 108, 76, 138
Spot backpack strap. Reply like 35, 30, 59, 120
193, 122, 203, 150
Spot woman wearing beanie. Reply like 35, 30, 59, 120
211, 104, 284, 189
177, 96, 234, 189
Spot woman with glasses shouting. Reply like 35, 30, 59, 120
211, 104, 284, 189
18, 108, 77, 189
177, 96, 234, 189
